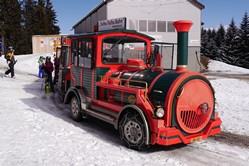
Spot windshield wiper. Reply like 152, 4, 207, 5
104, 35, 128, 55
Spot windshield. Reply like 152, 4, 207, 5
102, 36, 147, 64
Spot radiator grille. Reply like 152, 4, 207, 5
180, 110, 207, 130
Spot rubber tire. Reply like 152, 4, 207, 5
119, 111, 149, 150
70, 97, 83, 121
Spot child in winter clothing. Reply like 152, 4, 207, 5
38, 56, 45, 78
42, 56, 54, 92
5, 49, 16, 78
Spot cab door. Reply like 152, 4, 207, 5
58, 45, 71, 93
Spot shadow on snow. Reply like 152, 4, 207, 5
21, 77, 187, 153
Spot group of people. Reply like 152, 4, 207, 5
38, 55, 59, 93
2, 46, 59, 93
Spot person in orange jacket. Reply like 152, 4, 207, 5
5, 48, 16, 78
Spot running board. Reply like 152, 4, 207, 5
85, 109, 116, 125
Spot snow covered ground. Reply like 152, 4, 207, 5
0, 54, 248, 165
207, 60, 249, 136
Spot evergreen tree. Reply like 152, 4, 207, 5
0, 0, 22, 54
1, 0, 60, 54
0, 0, 5, 52
203, 29, 218, 60
35, 0, 47, 35
22, 0, 38, 54
237, 11, 249, 68
215, 24, 226, 61
45, 0, 60, 34
201, 28, 208, 56
224, 18, 239, 65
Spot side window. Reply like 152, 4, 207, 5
60, 46, 70, 68
139, 20, 147, 32
79, 39, 93, 68
72, 40, 78, 67
167, 21, 176, 32
148, 20, 156, 32
157, 21, 166, 32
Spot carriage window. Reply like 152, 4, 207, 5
72, 40, 78, 66
71, 39, 93, 68
60, 46, 70, 68
79, 39, 93, 68
102, 36, 147, 64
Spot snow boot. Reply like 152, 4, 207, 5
45, 82, 51, 93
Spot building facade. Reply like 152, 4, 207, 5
32, 35, 66, 54
73, 0, 204, 71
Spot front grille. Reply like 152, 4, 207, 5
177, 108, 211, 134
180, 110, 206, 130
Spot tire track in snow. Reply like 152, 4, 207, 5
211, 132, 249, 148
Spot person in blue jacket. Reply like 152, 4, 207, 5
38, 56, 45, 78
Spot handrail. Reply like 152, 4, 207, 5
99, 76, 148, 100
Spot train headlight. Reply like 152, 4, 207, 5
155, 107, 165, 118
215, 101, 219, 110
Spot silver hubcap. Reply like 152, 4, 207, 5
71, 99, 79, 116
124, 120, 142, 144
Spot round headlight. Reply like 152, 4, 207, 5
155, 107, 165, 118
215, 101, 219, 110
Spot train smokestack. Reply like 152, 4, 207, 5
173, 20, 193, 72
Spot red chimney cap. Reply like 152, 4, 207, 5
173, 20, 193, 32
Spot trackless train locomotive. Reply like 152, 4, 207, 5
57, 19, 221, 150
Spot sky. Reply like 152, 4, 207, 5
52, 0, 249, 34
52, 0, 101, 34
199, 0, 249, 29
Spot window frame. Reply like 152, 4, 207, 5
139, 20, 147, 32
102, 36, 147, 65
71, 38, 94, 68
167, 21, 176, 33
148, 20, 156, 32
157, 21, 167, 32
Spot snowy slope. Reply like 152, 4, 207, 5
208, 60, 249, 74
0, 55, 248, 165
207, 60, 249, 136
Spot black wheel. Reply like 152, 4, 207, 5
70, 97, 83, 121
119, 111, 149, 150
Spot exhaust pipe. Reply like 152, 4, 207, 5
173, 20, 193, 72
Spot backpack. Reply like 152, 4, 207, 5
4, 52, 13, 61
4, 54, 11, 60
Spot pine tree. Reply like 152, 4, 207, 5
224, 18, 239, 65
203, 29, 218, 60
0, 0, 22, 54
45, 0, 60, 34
22, 0, 38, 54
35, 0, 47, 35
1, 0, 60, 54
237, 11, 249, 68
215, 24, 226, 62
0, 0, 5, 53
201, 28, 208, 56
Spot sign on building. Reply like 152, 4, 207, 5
98, 17, 126, 31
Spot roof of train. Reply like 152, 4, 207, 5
68, 29, 155, 40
